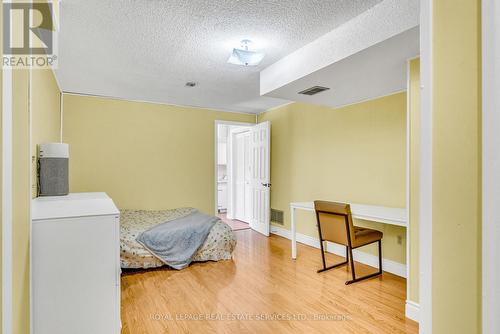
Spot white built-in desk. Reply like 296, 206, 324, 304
290, 201, 407, 259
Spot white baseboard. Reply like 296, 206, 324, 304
270, 225, 407, 278
405, 300, 420, 322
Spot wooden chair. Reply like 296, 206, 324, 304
314, 200, 383, 284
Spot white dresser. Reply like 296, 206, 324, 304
32, 192, 121, 334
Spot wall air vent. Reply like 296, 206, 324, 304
298, 86, 330, 96
271, 209, 284, 225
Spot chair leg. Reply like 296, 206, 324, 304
317, 241, 349, 273
347, 246, 356, 280
345, 240, 383, 285
378, 239, 383, 274
319, 239, 327, 270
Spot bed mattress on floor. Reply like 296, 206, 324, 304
120, 208, 236, 269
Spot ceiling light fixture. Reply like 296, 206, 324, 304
227, 39, 265, 66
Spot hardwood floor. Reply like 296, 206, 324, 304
121, 230, 418, 334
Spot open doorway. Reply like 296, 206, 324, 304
215, 120, 271, 236
216, 123, 252, 231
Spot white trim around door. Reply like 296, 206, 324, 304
2, 67, 13, 334
405, 58, 411, 319
419, 0, 433, 332
405, 56, 420, 323
482, 1, 500, 333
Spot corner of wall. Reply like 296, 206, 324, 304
60, 91, 64, 143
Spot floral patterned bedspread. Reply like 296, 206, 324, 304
120, 208, 236, 269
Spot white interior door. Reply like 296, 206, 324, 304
249, 121, 271, 236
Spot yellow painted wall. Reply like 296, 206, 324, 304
13, 69, 30, 334
8, 67, 62, 334
31, 69, 62, 197
9, 1, 62, 330
432, 1, 481, 333
258, 93, 407, 264
409, 58, 420, 303
62, 95, 255, 214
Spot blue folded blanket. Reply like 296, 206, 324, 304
136, 210, 219, 270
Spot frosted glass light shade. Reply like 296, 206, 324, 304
227, 48, 265, 66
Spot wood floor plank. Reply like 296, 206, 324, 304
121, 230, 418, 334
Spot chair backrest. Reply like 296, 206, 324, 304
314, 200, 355, 246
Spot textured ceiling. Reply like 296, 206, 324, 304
261, 0, 419, 94
261, 0, 419, 108
55, 0, 383, 114
266, 27, 420, 109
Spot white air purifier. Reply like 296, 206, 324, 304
38, 143, 69, 196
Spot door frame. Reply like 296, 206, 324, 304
2, 66, 13, 334
482, 1, 500, 332
405, 56, 420, 323
213, 120, 255, 217
419, 0, 433, 332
